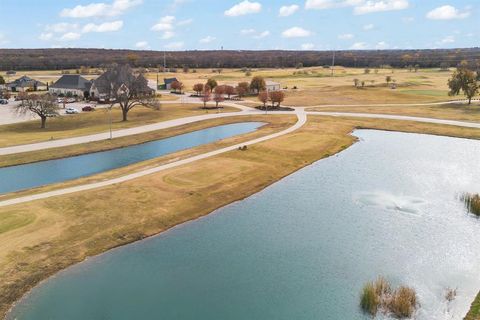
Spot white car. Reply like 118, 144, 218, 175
65, 107, 79, 114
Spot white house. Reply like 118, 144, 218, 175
265, 80, 281, 92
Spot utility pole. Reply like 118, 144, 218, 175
163, 51, 166, 72
331, 50, 336, 77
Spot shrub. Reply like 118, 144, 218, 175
360, 277, 418, 319
461, 193, 480, 216
360, 282, 380, 315
388, 286, 417, 318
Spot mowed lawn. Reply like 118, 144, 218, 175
0, 103, 239, 147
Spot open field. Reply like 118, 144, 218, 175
0, 103, 238, 148
308, 102, 480, 123
2, 115, 480, 318
3, 67, 463, 107
146, 66, 458, 106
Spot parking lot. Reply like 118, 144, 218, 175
0, 98, 108, 125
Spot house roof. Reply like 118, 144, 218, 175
51, 75, 91, 91
164, 78, 178, 85
7, 75, 46, 88
266, 80, 280, 86
92, 66, 154, 96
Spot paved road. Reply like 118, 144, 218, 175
0, 110, 306, 207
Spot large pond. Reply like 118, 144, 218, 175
8, 130, 480, 320
0, 122, 264, 194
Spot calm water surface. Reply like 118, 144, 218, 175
0, 122, 263, 194
9, 130, 480, 320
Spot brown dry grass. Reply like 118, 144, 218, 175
309, 103, 480, 123
1, 115, 480, 318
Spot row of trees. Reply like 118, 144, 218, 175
2, 48, 480, 70
258, 90, 285, 109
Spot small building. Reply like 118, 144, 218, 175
49, 75, 92, 97
6, 76, 47, 92
265, 80, 281, 92
162, 78, 178, 90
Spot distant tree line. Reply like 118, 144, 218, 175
1, 48, 480, 71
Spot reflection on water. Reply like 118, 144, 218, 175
354, 191, 428, 216
8, 130, 480, 320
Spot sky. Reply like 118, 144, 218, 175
0, 0, 478, 51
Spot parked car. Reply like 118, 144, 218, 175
0, 99, 8, 105
82, 106, 95, 112
65, 107, 79, 114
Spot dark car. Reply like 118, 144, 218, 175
0, 99, 8, 105
82, 106, 95, 112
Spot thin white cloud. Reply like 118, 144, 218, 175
39, 33, 54, 41
354, 0, 409, 15
301, 43, 315, 50
0, 33, 9, 46
60, 0, 142, 18
135, 41, 149, 49
375, 41, 389, 49
282, 26, 312, 38
151, 16, 175, 31
164, 41, 184, 50
350, 42, 368, 50
438, 35, 455, 44
177, 18, 193, 26
82, 20, 123, 33
279, 4, 300, 17
46, 23, 79, 33
338, 33, 354, 40
363, 23, 374, 30
200, 36, 216, 43
305, 0, 409, 15
240, 28, 256, 35
161, 31, 175, 39
59, 32, 81, 41
225, 0, 262, 17
426, 5, 470, 20
254, 30, 270, 39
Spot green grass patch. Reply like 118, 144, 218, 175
0, 211, 36, 235
399, 89, 448, 97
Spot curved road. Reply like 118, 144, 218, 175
0, 110, 306, 207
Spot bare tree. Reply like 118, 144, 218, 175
213, 86, 225, 108
201, 87, 211, 109
15, 94, 60, 128
100, 64, 158, 121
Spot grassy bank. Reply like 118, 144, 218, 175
0, 104, 238, 148
2, 116, 480, 318
0, 115, 280, 168
308, 102, 480, 123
